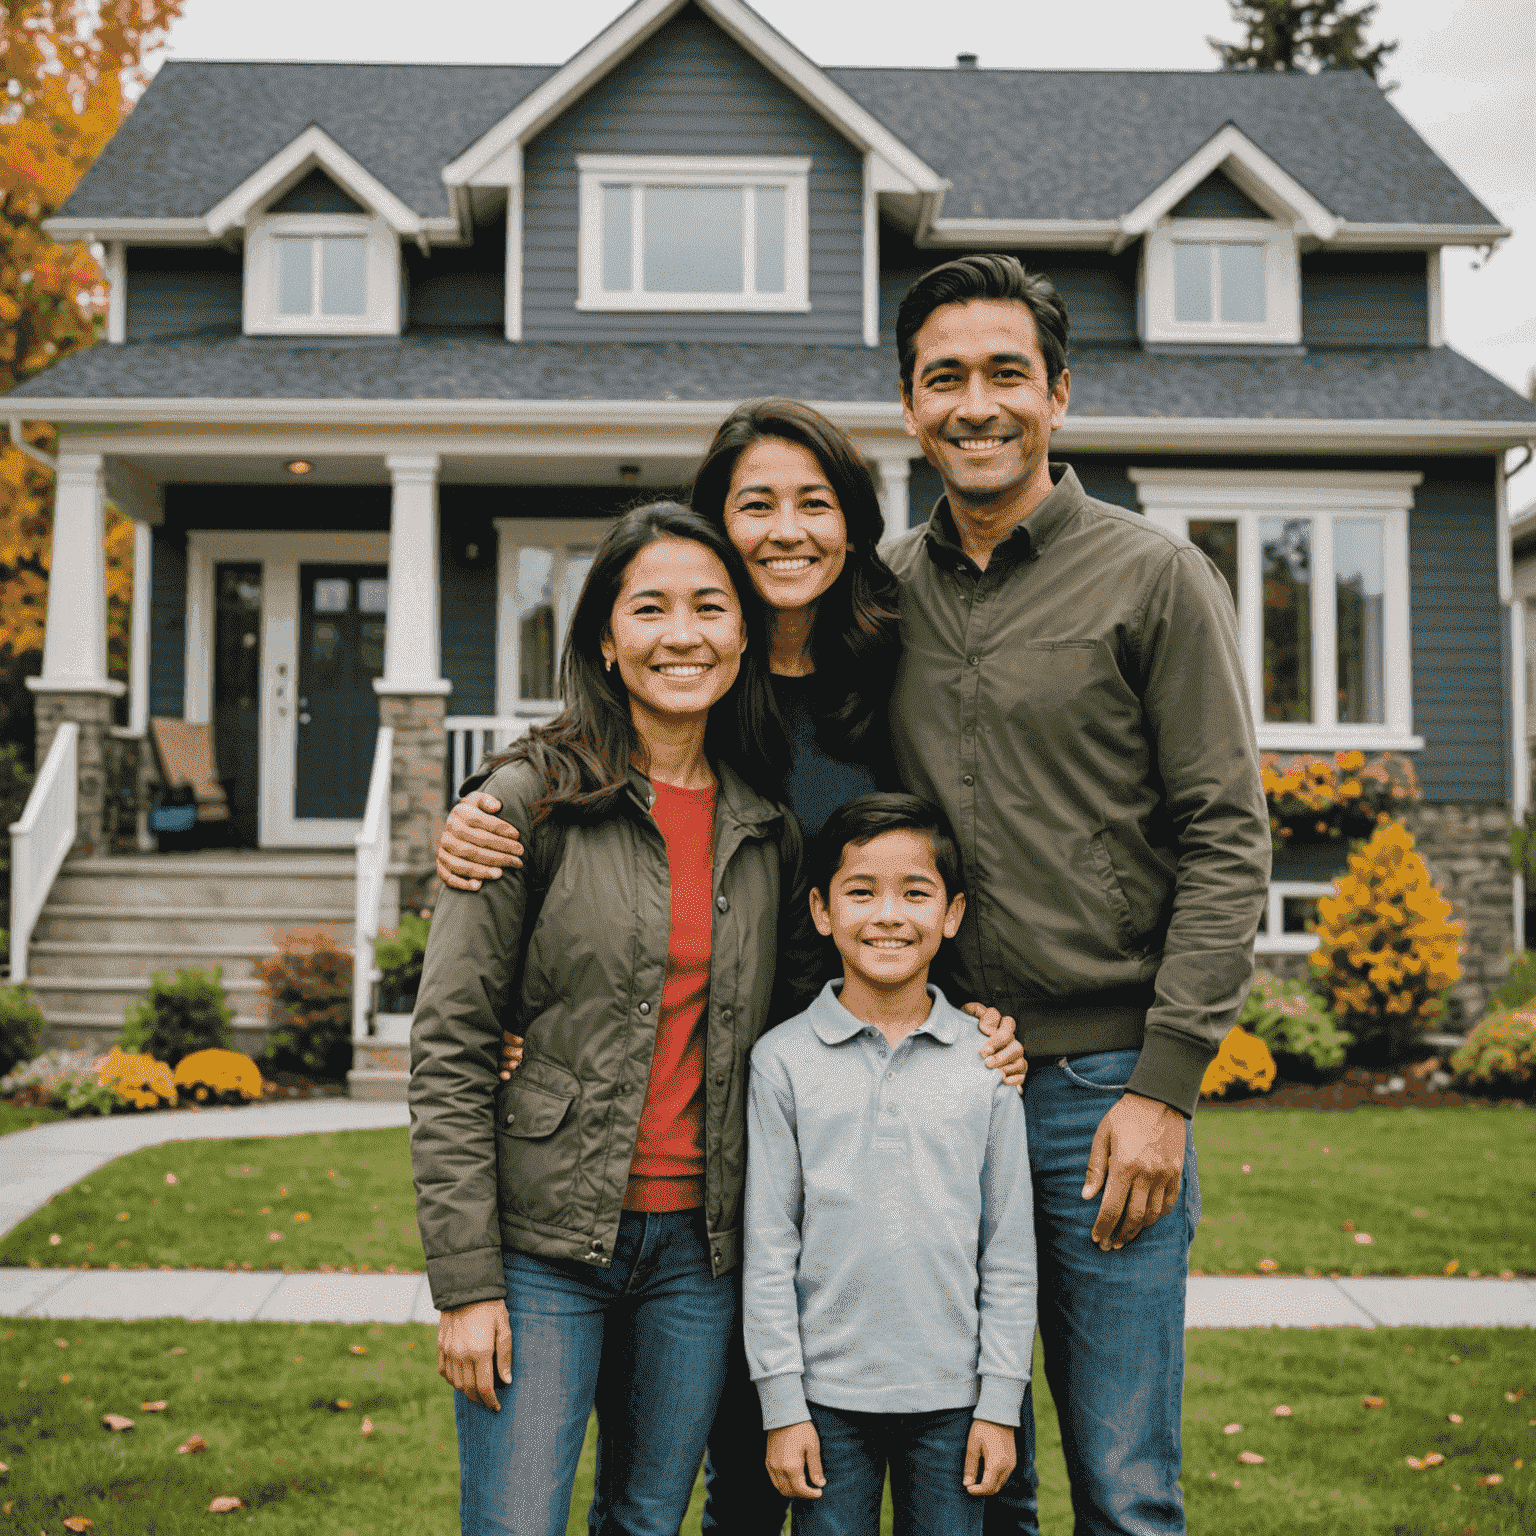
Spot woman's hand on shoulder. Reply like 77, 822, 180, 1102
963, 1002, 1027, 1091
499, 1030, 525, 1080
437, 791, 525, 892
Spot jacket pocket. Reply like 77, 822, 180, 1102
1088, 831, 1140, 953
496, 1059, 580, 1228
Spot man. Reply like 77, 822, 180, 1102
434, 253, 1270, 1533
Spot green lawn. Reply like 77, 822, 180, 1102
3, 1321, 1530, 1533
4, 1106, 1532, 1276
0, 1102, 69, 1137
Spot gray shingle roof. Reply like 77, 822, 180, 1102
827, 66, 1498, 226
59, 61, 554, 221
11, 332, 1533, 424
59, 54, 1499, 229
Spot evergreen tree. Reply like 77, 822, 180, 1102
1209, 0, 1398, 80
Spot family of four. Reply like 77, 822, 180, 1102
408, 253, 1272, 1536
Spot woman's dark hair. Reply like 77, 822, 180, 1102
485, 501, 789, 823
810, 793, 963, 903
895, 254, 1070, 395
689, 398, 901, 760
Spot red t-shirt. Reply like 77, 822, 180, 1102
624, 778, 716, 1212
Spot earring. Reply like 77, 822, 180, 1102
605, 658, 613, 673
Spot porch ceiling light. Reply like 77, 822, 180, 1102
285, 459, 314, 476
619, 463, 640, 486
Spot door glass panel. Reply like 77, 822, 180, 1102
1261, 517, 1312, 722
1219, 243, 1266, 322
1335, 518, 1385, 724
314, 578, 350, 613
516, 547, 557, 702
276, 237, 313, 314
603, 185, 633, 292
754, 185, 786, 293
357, 578, 389, 615
320, 236, 367, 315
643, 186, 743, 293
1188, 519, 1239, 611
1173, 243, 1212, 322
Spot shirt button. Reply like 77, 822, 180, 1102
716, 895, 729, 912
968, 654, 979, 666
962, 774, 974, 787
887, 1104, 898, 1114
638, 1001, 650, 1015
722, 1006, 734, 1021
886, 1071, 894, 1080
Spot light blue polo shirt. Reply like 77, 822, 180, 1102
744, 980, 1036, 1429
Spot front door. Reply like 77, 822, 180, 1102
295, 564, 387, 820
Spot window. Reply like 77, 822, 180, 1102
244, 213, 400, 335
1130, 470, 1422, 751
1254, 881, 1333, 955
577, 156, 809, 312
1143, 220, 1299, 345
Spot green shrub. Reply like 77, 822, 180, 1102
256, 931, 352, 1081
1, 1048, 117, 1116
1449, 1010, 1536, 1098
0, 983, 48, 1078
374, 910, 430, 1013
1239, 970, 1353, 1077
1491, 949, 1536, 1012
120, 968, 234, 1066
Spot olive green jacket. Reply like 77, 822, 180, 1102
884, 464, 1271, 1117
409, 759, 815, 1312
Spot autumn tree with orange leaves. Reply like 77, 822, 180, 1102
1, 0, 187, 748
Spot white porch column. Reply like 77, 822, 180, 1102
33, 452, 120, 694
876, 455, 913, 534
377, 453, 450, 697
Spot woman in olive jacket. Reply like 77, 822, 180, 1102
408, 502, 817, 1536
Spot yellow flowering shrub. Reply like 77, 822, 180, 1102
97, 1048, 177, 1111
1261, 749, 1420, 849
172, 1048, 264, 1105
1200, 1027, 1277, 1099
1310, 820, 1463, 1064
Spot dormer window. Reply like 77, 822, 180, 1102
244, 210, 401, 336
576, 155, 810, 312
1144, 219, 1300, 345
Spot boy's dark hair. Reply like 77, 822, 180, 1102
895, 254, 1071, 395
811, 793, 964, 902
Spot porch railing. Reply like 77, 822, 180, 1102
445, 712, 559, 799
352, 726, 395, 1042
8, 723, 78, 985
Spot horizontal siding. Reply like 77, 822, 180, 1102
126, 247, 243, 341
522, 8, 864, 344
1169, 170, 1268, 221
149, 527, 187, 718
1302, 252, 1428, 348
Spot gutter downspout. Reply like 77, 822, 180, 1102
6, 418, 57, 475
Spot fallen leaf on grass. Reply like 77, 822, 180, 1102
1445, 1260, 1460, 1276
54, 1338, 68, 1349
1258, 1259, 1279, 1273
361, 1417, 374, 1437
350, 1345, 367, 1355
1223, 1423, 1243, 1435
1353, 1233, 1374, 1246
335, 1399, 351, 1410
1406, 1456, 1424, 1470
267, 1232, 283, 1242
1449, 1413, 1464, 1423
208, 1495, 245, 1512
140, 1400, 167, 1412
1424, 1453, 1445, 1467
1239, 1451, 1265, 1465
1342, 1220, 1355, 1231
1232, 1479, 1242, 1488
59, 1374, 72, 1384
115, 1212, 129, 1222
1507, 1390, 1529, 1402
169, 1347, 186, 1356
49, 1234, 61, 1246
63, 1517, 94, 1531
165, 1173, 178, 1185
101, 1414, 134, 1431
1363, 1397, 1386, 1409
1273, 1405, 1292, 1417
293, 1212, 311, 1222
1483, 1474, 1503, 1486
176, 1435, 206, 1455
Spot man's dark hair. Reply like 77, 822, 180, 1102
895, 254, 1071, 396
810, 793, 964, 903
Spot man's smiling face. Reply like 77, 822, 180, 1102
901, 298, 1070, 511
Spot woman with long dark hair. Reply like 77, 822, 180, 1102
409, 502, 815, 1535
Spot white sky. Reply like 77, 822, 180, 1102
150, 0, 1536, 503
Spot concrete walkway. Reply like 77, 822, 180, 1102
3, 1104, 1533, 1330
0, 1098, 409, 1241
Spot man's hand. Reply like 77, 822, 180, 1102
437, 792, 524, 891
499, 1029, 525, 1081
961, 1002, 1027, 1090
963, 1419, 1016, 1495
437, 1298, 512, 1411
765, 1421, 826, 1499
1082, 1092, 1187, 1250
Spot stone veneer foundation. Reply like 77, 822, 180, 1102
377, 691, 449, 914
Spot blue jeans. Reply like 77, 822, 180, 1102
793, 1402, 985, 1536
985, 1050, 1199, 1536
455, 1209, 736, 1536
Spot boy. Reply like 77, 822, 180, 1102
744, 793, 1036, 1534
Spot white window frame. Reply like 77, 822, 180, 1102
1143, 218, 1300, 345
1130, 469, 1423, 752
1254, 880, 1334, 955
244, 212, 401, 336
493, 518, 616, 719
575, 154, 811, 313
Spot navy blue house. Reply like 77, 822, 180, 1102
9, 0, 1536, 1058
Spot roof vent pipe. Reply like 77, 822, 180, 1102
956, 52, 978, 69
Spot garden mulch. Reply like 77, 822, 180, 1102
1202, 1065, 1524, 1112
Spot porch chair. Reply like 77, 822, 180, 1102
147, 717, 231, 837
